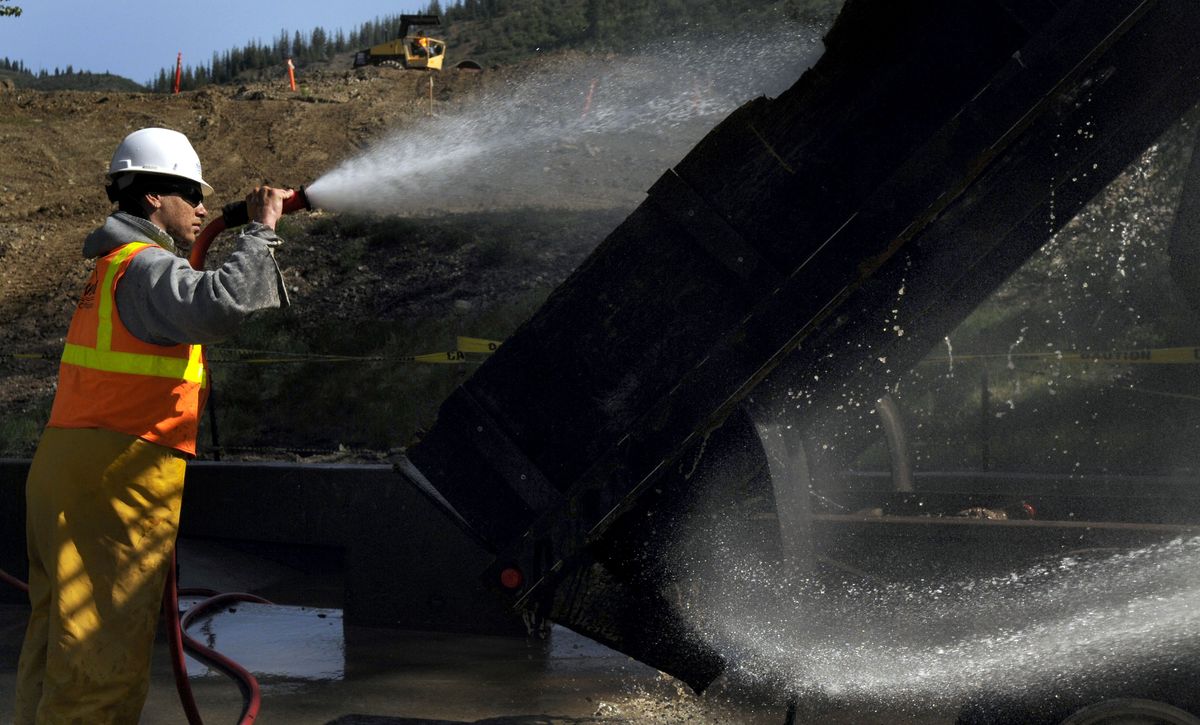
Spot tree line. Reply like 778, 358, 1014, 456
147, 17, 415, 91
0, 57, 29, 73
0, 56, 142, 91
148, 0, 839, 92
3, 57, 88, 78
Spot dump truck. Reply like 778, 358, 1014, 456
353, 14, 447, 71
392, 0, 1200, 721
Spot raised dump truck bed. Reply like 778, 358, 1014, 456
401, 0, 1200, 693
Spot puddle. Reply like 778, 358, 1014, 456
179, 599, 345, 682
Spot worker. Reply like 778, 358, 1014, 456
13, 127, 294, 724
415, 30, 431, 58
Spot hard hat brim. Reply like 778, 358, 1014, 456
111, 170, 214, 197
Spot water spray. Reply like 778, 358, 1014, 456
189, 186, 313, 269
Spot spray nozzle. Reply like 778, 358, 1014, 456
218, 185, 312, 228
189, 185, 313, 269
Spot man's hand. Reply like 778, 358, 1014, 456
246, 186, 295, 230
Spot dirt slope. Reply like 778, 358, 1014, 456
0, 61, 643, 443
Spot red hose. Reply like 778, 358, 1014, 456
180, 592, 271, 725
163, 549, 272, 725
164, 556, 205, 725
189, 186, 311, 270
189, 215, 228, 270
0, 567, 28, 594
169, 183, 310, 719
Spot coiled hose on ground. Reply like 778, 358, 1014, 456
165, 551, 272, 725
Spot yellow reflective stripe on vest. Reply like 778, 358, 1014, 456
96, 242, 148, 351
65, 242, 206, 385
62, 342, 207, 384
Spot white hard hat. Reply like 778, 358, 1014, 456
107, 127, 214, 196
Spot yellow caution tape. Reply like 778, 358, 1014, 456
1063, 347, 1200, 364
457, 336, 503, 353
413, 351, 469, 364
925, 346, 1200, 365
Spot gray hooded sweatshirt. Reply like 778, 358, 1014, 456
82, 212, 288, 346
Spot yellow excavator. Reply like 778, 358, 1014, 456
353, 15, 449, 71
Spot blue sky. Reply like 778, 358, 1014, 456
0, 1, 422, 85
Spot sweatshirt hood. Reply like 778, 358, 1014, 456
82, 212, 178, 259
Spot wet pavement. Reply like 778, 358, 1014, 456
0, 601, 805, 724
0, 537, 966, 724
0, 539, 807, 725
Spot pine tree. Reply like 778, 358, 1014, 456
276, 28, 290, 62
312, 27, 327, 60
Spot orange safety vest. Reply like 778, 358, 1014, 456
48, 242, 208, 455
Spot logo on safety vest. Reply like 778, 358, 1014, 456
78, 275, 99, 310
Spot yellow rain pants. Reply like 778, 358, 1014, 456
14, 426, 186, 725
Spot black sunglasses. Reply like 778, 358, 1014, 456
153, 181, 205, 208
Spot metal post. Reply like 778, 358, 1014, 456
205, 381, 222, 462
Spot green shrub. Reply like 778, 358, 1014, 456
0, 397, 52, 457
